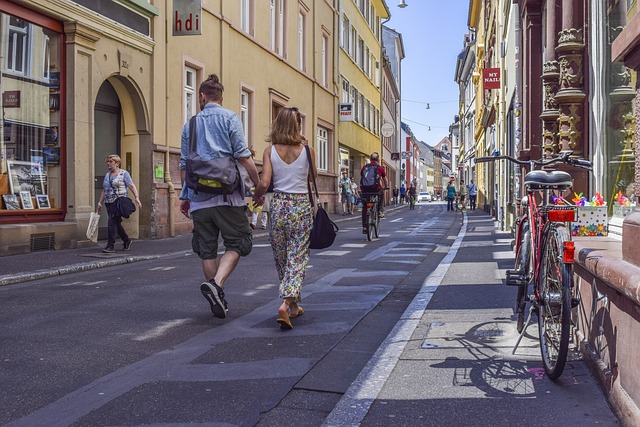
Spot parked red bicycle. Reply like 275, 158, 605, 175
476, 151, 591, 379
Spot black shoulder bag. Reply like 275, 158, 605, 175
304, 146, 339, 249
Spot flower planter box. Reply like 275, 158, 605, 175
612, 204, 636, 219
571, 206, 608, 237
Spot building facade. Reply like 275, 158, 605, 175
0, 0, 157, 255
462, 0, 640, 421
337, 0, 389, 199
0, 0, 341, 255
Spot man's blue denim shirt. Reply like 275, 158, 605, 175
179, 103, 251, 203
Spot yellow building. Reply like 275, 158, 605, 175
156, 1, 340, 235
338, 0, 389, 186
0, 0, 339, 255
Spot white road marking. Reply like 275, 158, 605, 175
252, 244, 271, 248
133, 319, 191, 341
316, 250, 351, 256
341, 243, 367, 248
149, 266, 176, 271
59, 280, 107, 287
493, 251, 515, 260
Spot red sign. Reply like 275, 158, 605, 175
483, 68, 500, 90
3, 91, 20, 108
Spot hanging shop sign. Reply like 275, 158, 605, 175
339, 103, 354, 122
483, 68, 501, 90
3, 91, 20, 108
173, 0, 201, 36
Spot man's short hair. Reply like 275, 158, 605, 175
370, 152, 379, 161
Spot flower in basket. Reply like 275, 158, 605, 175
616, 190, 630, 206
552, 195, 564, 205
572, 192, 587, 206
590, 192, 605, 206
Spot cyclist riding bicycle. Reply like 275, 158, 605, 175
408, 183, 417, 206
360, 152, 387, 234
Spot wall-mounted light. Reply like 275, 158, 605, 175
398, 0, 408, 8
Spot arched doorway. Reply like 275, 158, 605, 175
94, 81, 121, 239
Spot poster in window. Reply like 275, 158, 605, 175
36, 194, 51, 209
20, 191, 34, 209
47, 72, 60, 89
45, 126, 59, 146
49, 94, 60, 111
43, 146, 60, 164
7, 160, 46, 195
2, 194, 20, 210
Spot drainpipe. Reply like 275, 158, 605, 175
165, 0, 176, 237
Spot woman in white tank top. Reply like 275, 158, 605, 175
253, 107, 317, 330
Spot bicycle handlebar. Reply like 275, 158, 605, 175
475, 151, 592, 170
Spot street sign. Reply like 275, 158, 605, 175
339, 103, 354, 122
381, 122, 395, 137
401, 151, 412, 159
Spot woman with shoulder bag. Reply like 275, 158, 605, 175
96, 154, 142, 253
253, 107, 316, 330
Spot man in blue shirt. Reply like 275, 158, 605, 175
179, 74, 260, 320
468, 179, 478, 210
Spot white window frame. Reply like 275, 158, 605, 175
43, 34, 50, 80
6, 16, 31, 76
322, 33, 328, 87
184, 66, 198, 123
241, 0, 252, 34
298, 11, 306, 71
342, 15, 350, 50
317, 126, 328, 171
240, 88, 253, 146
342, 78, 350, 103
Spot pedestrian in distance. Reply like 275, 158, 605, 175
253, 107, 316, 331
468, 179, 478, 210
446, 178, 457, 211
349, 178, 359, 214
96, 154, 142, 253
392, 187, 399, 206
179, 74, 261, 320
338, 170, 351, 215
399, 183, 406, 204
458, 179, 468, 208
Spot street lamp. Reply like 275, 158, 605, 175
398, 0, 408, 8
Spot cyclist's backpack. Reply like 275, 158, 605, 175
360, 163, 380, 192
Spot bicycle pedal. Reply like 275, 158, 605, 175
505, 270, 527, 286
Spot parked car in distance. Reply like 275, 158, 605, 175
418, 192, 431, 203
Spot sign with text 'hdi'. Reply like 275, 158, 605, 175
483, 68, 500, 90
173, 0, 201, 36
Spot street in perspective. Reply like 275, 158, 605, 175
0, 203, 619, 426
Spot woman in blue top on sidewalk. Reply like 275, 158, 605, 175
96, 154, 142, 253
446, 178, 457, 211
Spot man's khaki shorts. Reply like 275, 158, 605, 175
191, 206, 252, 259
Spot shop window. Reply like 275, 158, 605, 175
1, 11, 63, 217
606, 5, 636, 222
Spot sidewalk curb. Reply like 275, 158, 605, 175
0, 205, 406, 287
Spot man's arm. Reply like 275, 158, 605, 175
238, 156, 260, 188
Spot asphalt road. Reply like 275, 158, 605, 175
1, 201, 460, 426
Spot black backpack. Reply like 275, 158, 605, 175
360, 163, 380, 192
185, 115, 240, 200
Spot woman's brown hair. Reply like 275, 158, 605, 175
267, 107, 303, 146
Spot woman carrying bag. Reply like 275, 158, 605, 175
96, 154, 142, 253
253, 107, 316, 330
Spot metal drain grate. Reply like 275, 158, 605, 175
30, 233, 55, 252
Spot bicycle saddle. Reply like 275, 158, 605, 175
524, 170, 572, 190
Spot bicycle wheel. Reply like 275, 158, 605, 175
373, 207, 380, 238
537, 224, 571, 380
514, 220, 531, 333
368, 206, 377, 240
